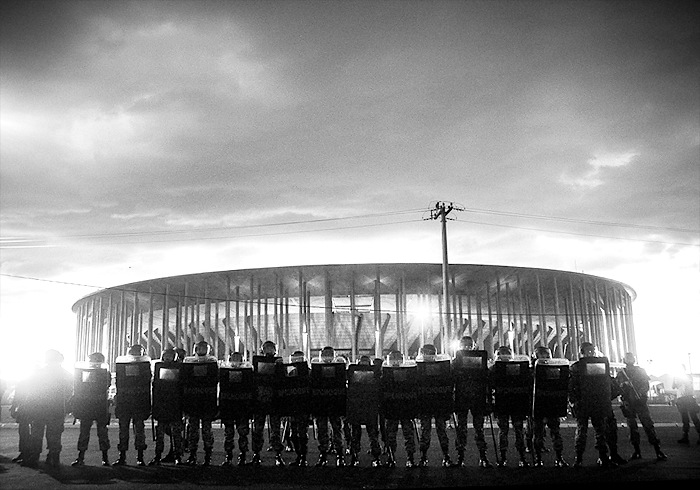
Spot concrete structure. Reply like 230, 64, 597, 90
71, 263, 636, 368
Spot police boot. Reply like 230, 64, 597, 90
136, 449, 145, 466
315, 452, 328, 467
554, 452, 568, 467
442, 453, 456, 467
221, 451, 233, 467
350, 451, 359, 466
610, 451, 627, 465
113, 451, 127, 466
678, 433, 690, 444
654, 444, 667, 461
518, 450, 530, 468
237, 452, 247, 466
46, 452, 60, 467
251, 452, 262, 467
478, 450, 493, 469
418, 449, 429, 467
371, 456, 383, 467
533, 451, 544, 467
161, 449, 176, 463
456, 450, 466, 467
574, 452, 584, 468
497, 450, 507, 467
385, 449, 396, 468
71, 451, 86, 467
630, 443, 642, 460
275, 453, 286, 466
597, 451, 618, 468
148, 453, 162, 466
336, 454, 346, 467
291, 454, 308, 467
405, 453, 416, 468
203, 450, 212, 467
186, 452, 198, 466
12, 453, 24, 464
101, 451, 110, 466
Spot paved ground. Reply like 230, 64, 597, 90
1, 405, 698, 489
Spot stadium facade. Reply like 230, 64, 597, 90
71, 263, 637, 368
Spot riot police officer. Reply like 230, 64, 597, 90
71, 352, 112, 467
113, 344, 152, 466
616, 352, 667, 461
569, 342, 616, 467
347, 355, 382, 467
416, 344, 456, 467
530, 346, 569, 467
149, 348, 184, 465
23, 349, 73, 467
453, 336, 493, 468
182, 340, 219, 466
381, 350, 417, 468
490, 345, 531, 467
251, 340, 286, 466
220, 351, 253, 467
283, 350, 312, 467
312, 346, 347, 467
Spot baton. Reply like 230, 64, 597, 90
267, 415, 271, 448
413, 418, 420, 446
152, 417, 156, 442
488, 413, 499, 465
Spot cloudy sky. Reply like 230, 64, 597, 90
1, 0, 698, 381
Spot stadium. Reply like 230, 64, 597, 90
71, 263, 636, 367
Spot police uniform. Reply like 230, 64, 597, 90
219, 359, 254, 466
416, 352, 455, 466
311, 356, 347, 466
616, 359, 666, 460
23, 350, 73, 467
346, 360, 382, 466
113, 349, 152, 465
568, 353, 614, 467
150, 351, 185, 465
72, 356, 112, 466
453, 349, 493, 467
182, 351, 218, 465
489, 353, 531, 467
251, 351, 285, 465
381, 356, 417, 467
530, 355, 569, 466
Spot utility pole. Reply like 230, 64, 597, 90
427, 201, 464, 354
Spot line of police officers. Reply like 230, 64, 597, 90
11, 336, 667, 470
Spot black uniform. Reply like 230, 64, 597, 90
453, 349, 492, 465
346, 363, 382, 464
181, 353, 219, 463
311, 359, 347, 464
381, 360, 417, 465
151, 359, 184, 462
416, 354, 454, 463
531, 357, 569, 465
252, 354, 284, 459
490, 355, 532, 466
278, 359, 311, 464
73, 362, 112, 458
23, 357, 73, 467
568, 356, 612, 465
219, 362, 254, 463
114, 354, 152, 461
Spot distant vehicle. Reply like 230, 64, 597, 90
648, 381, 675, 405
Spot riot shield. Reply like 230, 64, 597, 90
532, 358, 570, 419
253, 355, 282, 415
381, 360, 418, 419
416, 354, 454, 416
310, 360, 347, 417
452, 349, 489, 411
152, 360, 183, 422
277, 360, 311, 417
114, 354, 152, 420
72, 361, 111, 422
572, 356, 611, 418
491, 354, 531, 417
346, 364, 381, 425
218, 363, 255, 420
181, 357, 219, 419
